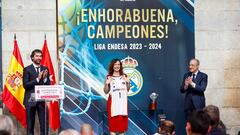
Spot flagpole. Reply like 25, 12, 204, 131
43, 34, 49, 134
14, 33, 20, 134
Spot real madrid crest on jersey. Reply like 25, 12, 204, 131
121, 56, 143, 96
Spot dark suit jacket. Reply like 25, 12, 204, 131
180, 71, 208, 110
23, 64, 50, 107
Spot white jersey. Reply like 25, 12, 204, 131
110, 76, 128, 117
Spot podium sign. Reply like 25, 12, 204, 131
35, 85, 64, 101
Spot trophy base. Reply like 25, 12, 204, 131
149, 102, 157, 110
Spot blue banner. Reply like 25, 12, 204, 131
58, 0, 194, 134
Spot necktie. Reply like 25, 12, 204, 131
192, 74, 195, 81
36, 67, 40, 74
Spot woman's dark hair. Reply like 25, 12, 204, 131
108, 59, 124, 76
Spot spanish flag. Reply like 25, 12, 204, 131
2, 37, 27, 128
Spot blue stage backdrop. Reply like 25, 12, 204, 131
57, 0, 194, 134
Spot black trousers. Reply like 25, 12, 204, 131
26, 102, 49, 135
185, 99, 196, 121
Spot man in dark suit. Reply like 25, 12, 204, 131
180, 58, 208, 119
23, 49, 50, 135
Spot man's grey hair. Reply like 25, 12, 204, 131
190, 58, 200, 66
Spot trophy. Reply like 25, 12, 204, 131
149, 92, 158, 110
